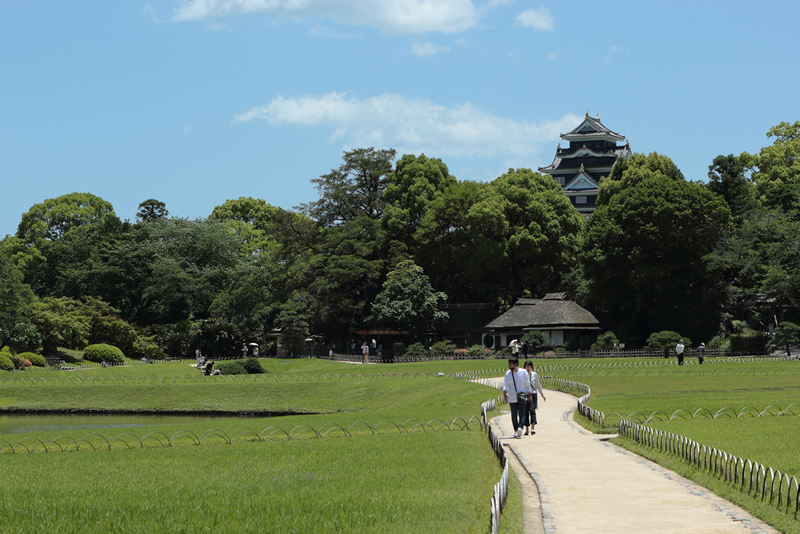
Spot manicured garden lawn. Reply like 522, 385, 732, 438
1, 357, 522, 533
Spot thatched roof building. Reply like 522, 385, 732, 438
482, 293, 600, 350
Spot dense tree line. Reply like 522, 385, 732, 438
1, 121, 799, 357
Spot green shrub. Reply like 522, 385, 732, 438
466, 345, 491, 357
83, 343, 125, 363
0, 346, 11, 355
521, 331, 551, 354
19, 352, 45, 367
10, 354, 32, 369
241, 358, 265, 374
591, 331, 619, 351
0, 352, 14, 371
402, 342, 427, 358
214, 361, 247, 375
706, 335, 729, 351
644, 331, 691, 354
730, 332, 768, 355
430, 340, 456, 353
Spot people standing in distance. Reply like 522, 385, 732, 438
676, 339, 685, 365
510, 339, 520, 357
696, 342, 705, 365
502, 358, 533, 439
523, 360, 546, 435
361, 341, 369, 363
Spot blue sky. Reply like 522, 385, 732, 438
2, 1, 799, 237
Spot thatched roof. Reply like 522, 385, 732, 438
484, 294, 599, 331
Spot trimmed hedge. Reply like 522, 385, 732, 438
214, 361, 247, 375
241, 358, 265, 374
19, 352, 46, 367
83, 343, 125, 363
0, 352, 13, 371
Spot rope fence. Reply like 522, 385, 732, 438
574, 384, 800, 518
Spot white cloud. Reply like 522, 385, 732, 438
174, 0, 480, 34
548, 51, 559, 61
515, 7, 554, 31
411, 41, 450, 56
234, 92, 580, 158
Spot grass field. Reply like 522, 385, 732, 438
0, 357, 522, 533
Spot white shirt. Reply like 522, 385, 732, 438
502, 368, 533, 402
529, 370, 544, 397
676, 343, 685, 355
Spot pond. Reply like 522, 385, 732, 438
0, 413, 258, 435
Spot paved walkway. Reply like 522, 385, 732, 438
484, 379, 778, 533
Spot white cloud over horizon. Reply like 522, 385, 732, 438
515, 7, 554, 31
174, 0, 481, 34
234, 92, 579, 158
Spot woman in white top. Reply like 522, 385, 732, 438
523, 360, 546, 435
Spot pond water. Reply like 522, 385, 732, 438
0, 413, 256, 435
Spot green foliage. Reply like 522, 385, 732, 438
0, 251, 37, 353
467, 345, 491, 357
584, 153, 732, 345
278, 292, 311, 357
767, 321, 800, 356
644, 331, 690, 353
521, 330, 551, 354
241, 357, 265, 374
19, 352, 45, 367
135, 199, 169, 223
300, 147, 397, 226
402, 342, 427, 358
383, 153, 457, 246
729, 332, 768, 355
706, 154, 759, 220
430, 340, 457, 353
591, 331, 619, 351
706, 335, 730, 351
214, 361, 247, 375
16, 192, 118, 244
371, 260, 447, 342
82, 343, 125, 363
0, 352, 13, 371
749, 121, 800, 201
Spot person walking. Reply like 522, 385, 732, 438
361, 341, 369, 363
523, 360, 546, 435
676, 339, 685, 365
696, 342, 705, 365
502, 357, 533, 439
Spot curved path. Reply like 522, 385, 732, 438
484, 380, 778, 533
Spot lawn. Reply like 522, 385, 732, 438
0, 357, 522, 533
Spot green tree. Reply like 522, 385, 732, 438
0, 252, 37, 352
706, 154, 759, 221
767, 321, 800, 357
278, 291, 312, 357
383, 153, 457, 247
16, 192, 118, 244
644, 331, 691, 354
749, 121, 800, 201
136, 199, 169, 223
371, 260, 448, 343
583, 153, 732, 345
300, 147, 397, 226
416, 169, 582, 305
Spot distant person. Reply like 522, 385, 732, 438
195, 348, 202, 366
696, 342, 705, 365
523, 360, 546, 435
676, 340, 685, 365
362, 341, 369, 363
502, 358, 533, 439
241, 343, 248, 358
522, 340, 529, 357
510, 339, 520, 356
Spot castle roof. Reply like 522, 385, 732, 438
561, 112, 626, 143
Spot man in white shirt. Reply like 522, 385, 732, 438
502, 357, 533, 438
676, 340, 685, 366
